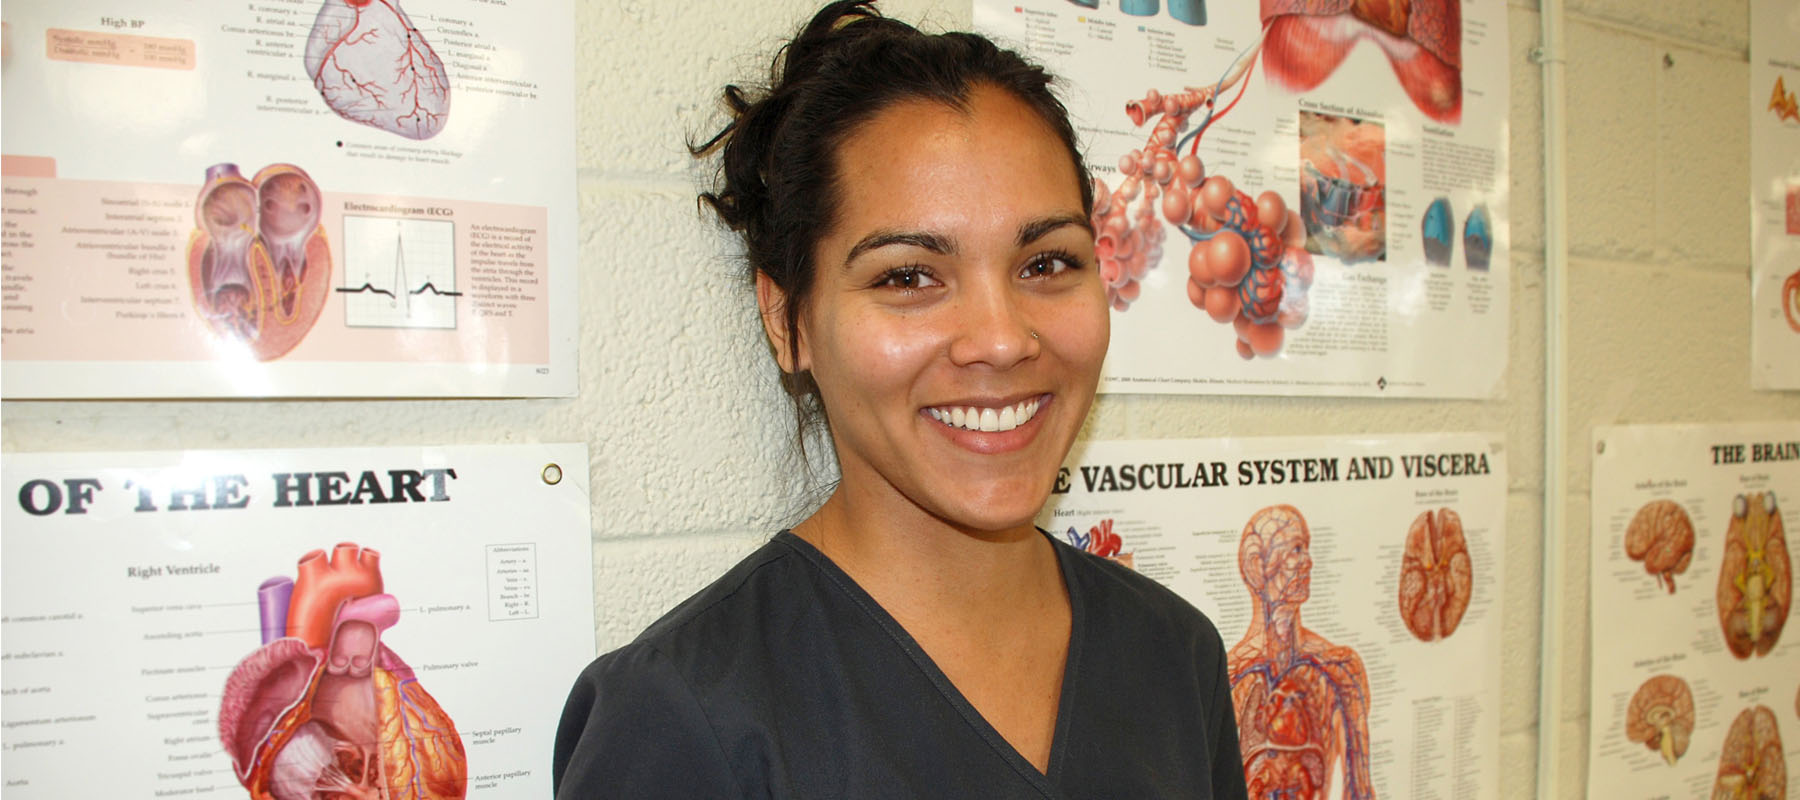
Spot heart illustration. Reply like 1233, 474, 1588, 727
218, 542, 467, 799
186, 163, 333, 361
303, 0, 451, 140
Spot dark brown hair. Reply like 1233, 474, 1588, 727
692, 0, 1092, 451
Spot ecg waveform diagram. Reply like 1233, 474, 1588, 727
337, 216, 461, 329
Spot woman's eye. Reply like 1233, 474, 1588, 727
875, 266, 939, 291
1021, 251, 1080, 279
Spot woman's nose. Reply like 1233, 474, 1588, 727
946, 280, 1040, 369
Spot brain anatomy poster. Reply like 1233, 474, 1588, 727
1752, 0, 1800, 390
0, 444, 595, 798
0, 1, 576, 398
1588, 423, 1800, 798
974, 0, 1510, 398
1042, 432, 1506, 797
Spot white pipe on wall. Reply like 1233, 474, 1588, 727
1533, 0, 1570, 795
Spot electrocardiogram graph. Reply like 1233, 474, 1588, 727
338, 216, 460, 329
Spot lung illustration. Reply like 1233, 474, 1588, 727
218, 542, 467, 799
304, 0, 451, 140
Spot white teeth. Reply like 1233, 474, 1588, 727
928, 398, 1042, 433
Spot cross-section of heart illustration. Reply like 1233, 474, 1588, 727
219, 542, 468, 799
304, 0, 451, 140
187, 163, 333, 361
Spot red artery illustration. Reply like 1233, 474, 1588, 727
1227, 505, 1374, 800
1783, 268, 1800, 333
1260, 0, 1462, 124
304, 0, 451, 140
218, 542, 467, 800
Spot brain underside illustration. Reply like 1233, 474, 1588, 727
1713, 705, 1786, 800
1716, 492, 1790, 659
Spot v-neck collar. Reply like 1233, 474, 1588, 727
772, 529, 1085, 798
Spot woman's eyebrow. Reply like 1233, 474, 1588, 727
842, 230, 956, 267
1016, 212, 1093, 246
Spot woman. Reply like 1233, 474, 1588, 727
553, 3, 1247, 797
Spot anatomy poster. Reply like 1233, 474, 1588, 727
975, 0, 1509, 397
0, 444, 595, 798
1752, 0, 1800, 390
0, 1, 577, 398
1587, 423, 1799, 798
1042, 432, 1506, 797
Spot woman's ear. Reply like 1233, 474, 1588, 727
755, 271, 808, 374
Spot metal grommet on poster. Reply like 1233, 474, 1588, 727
542, 463, 563, 486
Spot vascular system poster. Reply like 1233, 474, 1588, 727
0, 444, 595, 798
975, 0, 1510, 397
1587, 423, 1798, 797
0, 1, 577, 398
1041, 432, 1506, 797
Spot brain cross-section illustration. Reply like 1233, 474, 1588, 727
1625, 675, 1694, 766
219, 542, 467, 799
304, 0, 451, 139
1716, 492, 1790, 659
1227, 505, 1374, 800
1397, 507, 1472, 641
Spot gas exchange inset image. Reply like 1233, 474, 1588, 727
1398, 507, 1472, 642
1625, 674, 1693, 766
304, 0, 451, 140
1463, 204, 1493, 270
187, 163, 333, 361
1716, 491, 1790, 659
1625, 499, 1695, 593
1299, 110, 1385, 264
1422, 197, 1453, 267
219, 542, 468, 799
1713, 705, 1785, 799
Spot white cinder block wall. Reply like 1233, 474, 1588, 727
2, 0, 1796, 797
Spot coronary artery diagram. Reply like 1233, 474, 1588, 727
304, 0, 451, 140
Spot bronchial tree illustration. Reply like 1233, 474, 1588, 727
304, 0, 451, 140
1227, 504, 1374, 800
219, 542, 467, 800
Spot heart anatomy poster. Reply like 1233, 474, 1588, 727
0, 444, 595, 798
1042, 432, 1506, 798
1587, 423, 1800, 798
0, 1, 577, 398
1751, 0, 1800, 390
974, 0, 1510, 397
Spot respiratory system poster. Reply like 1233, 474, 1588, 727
1751, 0, 1800, 390
0, 1, 577, 398
0, 444, 596, 798
1043, 432, 1506, 797
1587, 423, 1799, 798
975, 0, 1510, 397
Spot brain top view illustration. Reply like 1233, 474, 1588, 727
218, 542, 467, 800
304, 0, 450, 140
1712, 705, 1786, 800
1625, 500, 1695, 593
1397, 507, 1472, 642
1228, 505, 1374, 800
1716, 492, 1790, 659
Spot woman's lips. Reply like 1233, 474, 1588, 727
920, 394, 1053, 454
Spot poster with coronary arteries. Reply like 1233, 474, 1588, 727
1042, 432, 1507, 797
0, 1, 576, 398
0, 444, 594, 798
1588, 423, 1800, 798
975, 0, 1510, 398
1751, 0, 1800, 390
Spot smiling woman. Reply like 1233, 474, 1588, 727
551, 3, 1249, 798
